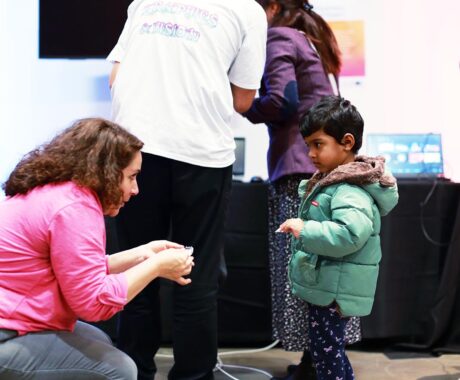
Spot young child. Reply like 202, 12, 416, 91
277, 95, 399, 379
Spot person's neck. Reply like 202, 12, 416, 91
342, 153, 356, 166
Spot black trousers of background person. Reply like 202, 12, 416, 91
115, 152, 233, 380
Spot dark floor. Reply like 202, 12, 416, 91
154, 342, 460, 380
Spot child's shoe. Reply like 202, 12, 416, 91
271, 350, 317, 380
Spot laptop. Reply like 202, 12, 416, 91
365, 133, 445, 179
233, 137, 245, 179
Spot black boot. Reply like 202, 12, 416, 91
271, 350, 317, 380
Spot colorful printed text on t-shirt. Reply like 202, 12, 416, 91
139, 1, 219, 42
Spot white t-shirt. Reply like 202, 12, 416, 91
108, 0, 267, 168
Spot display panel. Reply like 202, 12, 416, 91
233, 137, 245, 176
366, 133, 444, 178
39, 0, 132, 58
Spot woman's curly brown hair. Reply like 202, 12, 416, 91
2, 118, 144, 212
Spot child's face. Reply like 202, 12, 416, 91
304, 129, 356, 173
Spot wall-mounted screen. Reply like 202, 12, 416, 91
39, 0, 132, 58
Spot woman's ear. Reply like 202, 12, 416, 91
266, 2, 282, 24
341, 133, 355, 151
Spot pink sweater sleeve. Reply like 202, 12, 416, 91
48, 201, 128, 322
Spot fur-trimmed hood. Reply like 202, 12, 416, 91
302, 155, 399, 216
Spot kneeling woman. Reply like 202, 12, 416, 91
0, 118, 194, 380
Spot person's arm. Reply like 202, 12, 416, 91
244, 29, 299, 125
107, 240, 183, 274
108, 241, 194, 302
50, 202, 193, 321
227, 2, 267, 114
106, 1, 138, 84
231, 84, 257, 114
109, 62, 120, 88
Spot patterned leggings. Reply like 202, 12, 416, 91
308, 303, 355, 380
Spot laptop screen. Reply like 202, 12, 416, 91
366, 133, 444, 178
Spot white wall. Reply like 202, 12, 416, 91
359, 0, 460, 180
0, 0, 113, 193
1, 0, 460, 196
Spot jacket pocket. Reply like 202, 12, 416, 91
289, 249, 319, 286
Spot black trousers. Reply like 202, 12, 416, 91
115, 152, 232, 380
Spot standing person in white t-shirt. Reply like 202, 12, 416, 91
107, 1, 267, 379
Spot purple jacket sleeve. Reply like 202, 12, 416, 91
244, 28, 300, 125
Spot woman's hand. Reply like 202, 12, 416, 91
136, 240, 185, 262
155, 248, 194, 285
277, 218, 304, 239
145, 240, 184, 254
124, 247, 194, 301
108, 241, 183, 274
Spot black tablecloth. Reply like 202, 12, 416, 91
368, 180, 460, 354
221, 180, 460, 352
103, 180, 460, 353
361, 181, 460, 350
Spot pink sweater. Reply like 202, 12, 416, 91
0, 182, 128, 335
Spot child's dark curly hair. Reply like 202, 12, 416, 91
300, 95, 364, 153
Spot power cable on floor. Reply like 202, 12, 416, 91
156, 339, 280, 379
214, 339, 280, 379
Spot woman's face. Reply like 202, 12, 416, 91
105, 150, 142, 217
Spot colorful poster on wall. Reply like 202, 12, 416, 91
314, 0, 366, 78
329, 20, 365, 77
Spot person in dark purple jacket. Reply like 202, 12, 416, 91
244, 1, 361, 379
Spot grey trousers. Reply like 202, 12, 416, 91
0, 321, 137, 379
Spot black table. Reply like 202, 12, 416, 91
364, 180, 460, 353
102, 180, 460, 353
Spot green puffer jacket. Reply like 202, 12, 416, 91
288, 156, 399, 317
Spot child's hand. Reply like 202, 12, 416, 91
277, 218, 304, 238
